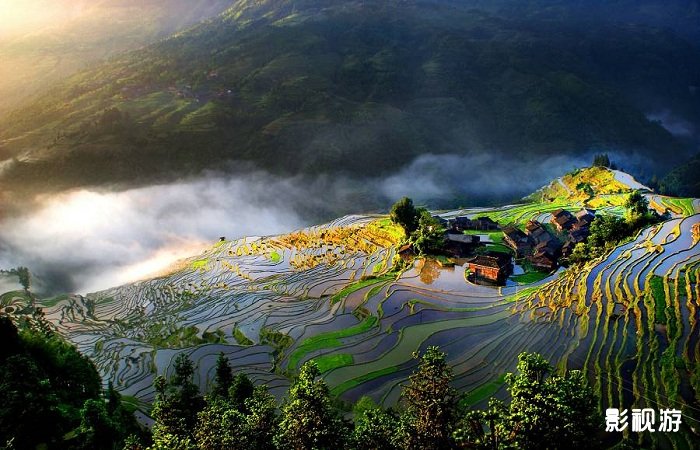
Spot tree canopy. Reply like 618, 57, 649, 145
390, 197, 420, 235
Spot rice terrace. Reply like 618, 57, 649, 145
3, 165, 699, 447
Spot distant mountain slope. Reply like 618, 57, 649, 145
0, 0, 234, 116
658, 153, 700, 197
1, 0, 698, 196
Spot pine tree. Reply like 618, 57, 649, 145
400, 347, 457, 449
244, 385, 278, 450
151, 354, 204, 444
212, 353, 233, 400
274, 361, 350, 450
229, 372, 254, 413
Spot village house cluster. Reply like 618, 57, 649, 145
422, 208, 596, 286
432, 215, 500, 259
503, 208, 596, 272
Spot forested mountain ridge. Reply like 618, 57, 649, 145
0, 0, 698, 197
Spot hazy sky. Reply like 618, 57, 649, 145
0, 0, 83, 38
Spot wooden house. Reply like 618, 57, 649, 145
450, 216, 472, 232
503, 226, 531, 257
397, 244, 415, 260
466, 252, 513, 284
471, 216, 500, 231
525, 220, 555, 246
551, 209, 576, 231
528, 252, 558, 272
445, 233, 480, 257
432, 215, 449, 227
575, 208, 595, 224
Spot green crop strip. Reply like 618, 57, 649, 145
510, 271, 551, 284
649, 275, 667, 324
191, 259, 208, 270
330, 274, 394, 305
233, 327, 254, 346
314, 353, 354, 373
269, 251, 282, 263
287, 316, 379, 369
460, 373, 507, 406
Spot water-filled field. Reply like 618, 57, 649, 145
3, 172, 699, 444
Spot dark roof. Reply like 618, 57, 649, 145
467, 254, 510, 269
525, 220, 540, 231
552, 208, 573, 218
398, 244, 413, 254
446, 233, 479, 244
575, 208, 596, 219
475, 216, 498, 224
503, 226, 527, 241
552, 215, 572, 226
569, 228, 589, 243
529, 254, 557, 269
535, 240, 560, 255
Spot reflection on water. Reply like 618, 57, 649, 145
416, 258, 445, 285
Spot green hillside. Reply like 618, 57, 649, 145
0, 0, 233, 117
1, 0, 698, 195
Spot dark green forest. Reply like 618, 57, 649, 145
0, 315, 142, 449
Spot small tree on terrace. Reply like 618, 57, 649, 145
625, 190, 651, 225
151, 354, 204, 444
593, 153, 611, 168
390, 197, 420, 235
410, 210, 446, 255
14, 267, 30, 291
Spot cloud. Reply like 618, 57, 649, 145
0, 173, 308, 295
378, 150, 640, 206
647, 110, 696, 139
0, 150, 653, 295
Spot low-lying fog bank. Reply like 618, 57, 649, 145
0, 150, 653, 296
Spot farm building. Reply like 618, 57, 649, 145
397, 244, 414, 260
525, 220, 556, 246
444, 233, 480, 257
466, 252, 513, 284
449, 216, 472, 232
561, 240, 576, 257
448, 216, 500, 232
503, 226, 532, 257
575, 208, 596, 223
527, 240, 560, 272
432, 215, 449, 227
551, 209, 576, 231
528, 251, 558, 272
470, 216, 500, 230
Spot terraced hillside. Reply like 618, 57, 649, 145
1, 168, 699, 445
